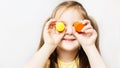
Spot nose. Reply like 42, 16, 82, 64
65, 25, 73, 35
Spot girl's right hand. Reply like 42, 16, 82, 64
43, 18, 65, 47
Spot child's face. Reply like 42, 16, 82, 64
55, 8, 83, 51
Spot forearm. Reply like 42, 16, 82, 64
82, 44, 107, 68
23, 44, 56, 68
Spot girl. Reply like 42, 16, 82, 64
23, 1, 107, 68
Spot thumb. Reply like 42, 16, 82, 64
73, 27, 83, 41
53, 30, 65, 45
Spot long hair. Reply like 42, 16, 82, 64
38, 1, 100, 68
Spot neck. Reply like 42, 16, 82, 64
57, 48, 78, 62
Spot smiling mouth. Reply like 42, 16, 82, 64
63, 38, 76, 41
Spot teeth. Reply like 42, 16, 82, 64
63, 38, 75, 40
63, 37, 75, 40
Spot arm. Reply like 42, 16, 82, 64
82, 44, 107, 68
23, 44, 56, 68
74, 19, 107, 68
23, 18, 64, 68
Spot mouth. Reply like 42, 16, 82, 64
62, 38, 76, 41
62, 34, 76, 42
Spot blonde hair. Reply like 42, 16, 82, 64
38, 1, 100, 68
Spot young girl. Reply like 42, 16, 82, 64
23, 1, 107, 68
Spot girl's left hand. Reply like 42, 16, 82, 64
73, 20, 97, 46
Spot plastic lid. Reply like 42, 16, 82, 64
74, 22, 84, 32
56, 22, 65, 32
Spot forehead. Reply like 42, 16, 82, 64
55, 8, 84, 23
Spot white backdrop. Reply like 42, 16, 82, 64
0, 0, 120, 68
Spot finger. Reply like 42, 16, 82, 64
84, 28, 93, 33
44, 18, 56, 31
84, 28, 95, 33
53, 30, 65, 44
81, 19, 91, 25
84, 29, 97, 37
72, 26, 83, 40
75, 20, 91, 33
81, 24, 93, 32
44, 18, 56, 34
58, 31, 65, 40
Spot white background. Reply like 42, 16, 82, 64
0, 0, 120, 68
